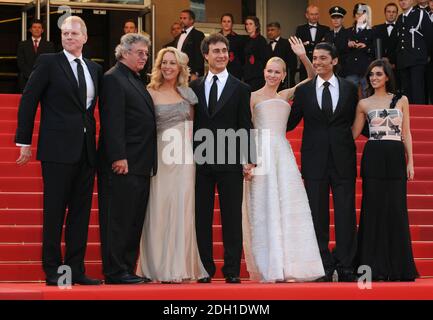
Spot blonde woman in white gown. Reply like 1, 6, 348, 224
242, 37, 325, 282
137, 47, 208, 283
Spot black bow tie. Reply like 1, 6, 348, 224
269, 40, 277, 44
181, 29, 187, 34
387, 23, 395, 28
309, 25, 317, 29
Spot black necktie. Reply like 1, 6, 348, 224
322, 81, 333, 119
208, 75, 218, 116
75, 58, 87, 109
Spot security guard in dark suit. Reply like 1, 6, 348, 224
322, 6, 349, 76
390, 4, 433, 104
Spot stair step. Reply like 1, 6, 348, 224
2, 208, 433, 225
1, 174, 433, 194
1, 224, 433, 243
0, 259, 432, 281
1, 241, 433, 262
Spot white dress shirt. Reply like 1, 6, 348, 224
63, 49, 95, 110
316, 74, 339, 111
177, 25, 193, 51
309, 23, 317, 42
386, 22, 396, 36
205, 69, 229, 107
271, 36, 280, 51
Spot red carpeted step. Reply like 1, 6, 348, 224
0, 94, 21, 108
0, 259, 432, 282
2, 208, 432, 226
0, 192, 99, 209
1, 224, 433, 243
0, 209, 100, 225
1, 241, 432, 262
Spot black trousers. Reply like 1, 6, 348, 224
195, 166, 243, 278
41, 142, 95, 279
304, 154, 357, 275
399, 65, 426, 104
98, 171, 150, 277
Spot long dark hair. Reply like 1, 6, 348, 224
245, 16, 261, 34
365, 59, 396, 97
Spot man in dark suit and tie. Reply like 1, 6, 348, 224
265, 22, 297, 89
287, 42, 359, 282
97, 33, 157, 285
190, 33, 255, 284
15, 16, 102, 286
373, 3, 399, 60
296, 5, 329, 81
175, 9, 205, 80
17, 19, 55, 92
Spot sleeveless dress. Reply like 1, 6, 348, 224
242, 98, 325, 282
137, 87, 208, 282
356, 94, 419, 281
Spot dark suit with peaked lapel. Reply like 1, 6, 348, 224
190, 72, 253, 279
373, 23, 395, 59
97, 62, 157, 278
287, 75, 358, 278
17, 38, 55, 92
296, 23, 329, 80
15, 51, 102, 280
174, 27, 205, 77
265, 37, 297, 89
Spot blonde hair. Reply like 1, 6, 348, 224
266, 57, 286, 73
61, 16, 87, 36
148, 47, 190, 90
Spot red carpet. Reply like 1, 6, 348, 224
1, 93, 433, 287
0, 279, 433, 300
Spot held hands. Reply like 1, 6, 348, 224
112, 159, 128, 175
407, 163, 415, 181
289, 36, 306, 57
243, 164, 255, 181
16, 146, 32, 165
348, 41, 367, 49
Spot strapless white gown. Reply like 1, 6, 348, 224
242, 98, 325, 282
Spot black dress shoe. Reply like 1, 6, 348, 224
105, 273, 149, 285
72, 275, 103, 285
45, 276, 61, 286
338, 270, 357, 282
314, 274, 333, 282
197, 277, 212, 283
225, 276, 241, 284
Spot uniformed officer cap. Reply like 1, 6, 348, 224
329, 6, 347, 18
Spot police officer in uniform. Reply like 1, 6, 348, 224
390, 0, 433, 104
345, 3, 375, 97
322, 6, 349, 76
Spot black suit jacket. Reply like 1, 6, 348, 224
190, 74, 254, 172
389, 8, 433, 69
295, 24, 329, 59
287, 76, 358, 179
17, 38, 55, 91
373, 23, 395, 59
174, 27, 205, 76
344, 27, 375, 76
98, 62, 157, 176
15, 52, 102, 166
265, 37, 297, 88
